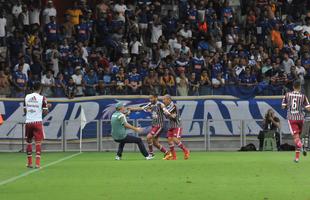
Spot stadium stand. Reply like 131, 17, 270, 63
0, 0, 309, 98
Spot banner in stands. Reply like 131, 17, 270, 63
0, 97, 288, 139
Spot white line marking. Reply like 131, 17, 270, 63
0, 152, 82, 186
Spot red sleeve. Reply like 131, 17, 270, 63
42, 96, 48, 110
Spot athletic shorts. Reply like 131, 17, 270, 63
167, 128, 182, 138
150, 126, 163, 138
25, 122, 45, 143
288, 120, 304, 136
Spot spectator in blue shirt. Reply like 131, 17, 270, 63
85, 10, 94, 41
75, 16, 89, 42
163, 10, 178, 38
30, 55, 44, 78
59, 39, 71, 61
127, 67, 142, 95
13, 64, 27, 97
45, 16, 58, 43
69, 48, 85, 68
101, 67, 113, 95
187, 2, 198, 25
239, 67, 258, 87
197, 36, 209, 51
211, 58, 225, 88
54, 73, 67, 97
84, 68, 98, 96
221, 1, 233, 21
191, 50, 205, 75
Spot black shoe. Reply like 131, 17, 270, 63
303, 149, 307, 156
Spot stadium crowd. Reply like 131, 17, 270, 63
0, 0, 309, 98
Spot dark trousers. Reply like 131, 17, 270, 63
115, 135, 148, 157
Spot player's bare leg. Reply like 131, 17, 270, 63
35, 141, 42, 168
293, 133, 302, 162
163, 137, 175, 160
152, 138, 169, 156
26, 141, 33, 168
173, 137, 190, 160
146, 133, 154, 157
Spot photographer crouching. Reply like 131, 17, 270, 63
258, 109, 281, 151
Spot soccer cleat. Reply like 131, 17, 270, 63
35, 165, 41, 169
163, 152, 173, 160
115, 156, 121, 160
145, 155, 154, 160
26, 164, 33, 169
184, 150, 190, 160
294, 159, 299, 163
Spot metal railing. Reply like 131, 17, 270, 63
0, 119, 293, 152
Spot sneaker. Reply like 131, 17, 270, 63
184, 150, 190, 160
145, 155, 154, 160
115, 156, 121, 160
163, 152, 173, 160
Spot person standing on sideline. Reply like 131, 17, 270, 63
111, 102, 153, 160
24, 82, 49, 168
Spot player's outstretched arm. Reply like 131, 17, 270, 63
124, 122, 143, 133
127, 107, 143, 112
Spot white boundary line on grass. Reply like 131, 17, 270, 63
0, 152, 82, 186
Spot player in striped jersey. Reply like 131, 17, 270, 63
162, 94, 190, 160
128, 94, 169, 157
282, 80, 310, 162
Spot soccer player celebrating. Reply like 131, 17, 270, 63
162, 94, 190, 160
128, 94, 169, 158
111, 102, 153, 160
24, 82, 49, 168
282, 80, 310, 163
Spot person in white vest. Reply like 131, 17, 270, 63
24, 82, 50, 168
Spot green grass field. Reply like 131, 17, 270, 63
1, 152, 310, 200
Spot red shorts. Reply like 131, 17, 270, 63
288, 120, 304, 135
167, 128, 182, 138
150, 126, 163, 138
25, 122, 45, 143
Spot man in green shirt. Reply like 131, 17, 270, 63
111, 102, 153, 160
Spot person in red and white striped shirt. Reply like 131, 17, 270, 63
282, 80, 310, 162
